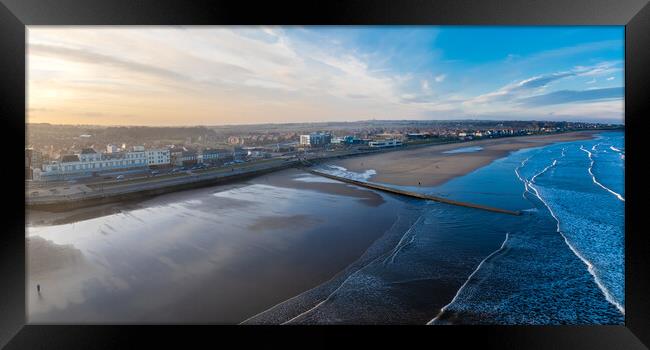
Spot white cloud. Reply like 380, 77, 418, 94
29, 27, 416, 124
468, 62, 622, 107
27, 27, 624, 125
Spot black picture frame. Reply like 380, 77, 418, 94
1, 0, 649, 348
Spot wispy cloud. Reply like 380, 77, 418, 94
29, 43, 193, 82
27, 27, 624, 125
469, 62, 622, 106
518, 87, 623, 107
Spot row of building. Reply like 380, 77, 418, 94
26, 145, 244, 181
299, 132, 403, 148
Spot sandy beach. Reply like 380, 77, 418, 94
26, 169, 405, 323
330, 131, 597, 187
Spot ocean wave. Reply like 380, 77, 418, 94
382, 216, 423, 265
580, 146, 625, 202
446, 153, 568, 321
427, 232, 511, 324
240, 212, 420, 325
514, 156, 532, 197
531, 159, 558, 184
609, 146, 623, 153
280, 212, 427, 324
524, 157, 625, 315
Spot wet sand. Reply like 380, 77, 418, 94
26, 169, 404, 323
331, 131, 596, 187
25, 183, 249, 227
26, 174, 388, 227
258, 171, 385, 207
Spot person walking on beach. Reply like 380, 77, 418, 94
37, 284, 40, 294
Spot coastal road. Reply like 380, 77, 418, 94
26, 158, 298, 205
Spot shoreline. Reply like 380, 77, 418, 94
25, 130, 606, 211
27, 169, 404, 323
26, 130, 623, 324
329, 130, 599, 187
245, 130, 621, 324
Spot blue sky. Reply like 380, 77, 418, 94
28, 26, 624, 126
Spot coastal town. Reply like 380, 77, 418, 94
24, 26, 626, 327
25, 120, 621, 208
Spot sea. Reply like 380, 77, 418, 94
293, 131, 625, 324
26, 131, 625, 324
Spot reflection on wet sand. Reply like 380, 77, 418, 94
247, 215, 323, 232
26, 169, 402, 323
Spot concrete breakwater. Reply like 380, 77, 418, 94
305, 169, 522, 216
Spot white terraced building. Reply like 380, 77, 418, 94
41, 147, 150, 181
145, 149, 171, 166
368, 139, 403, 148
300, 133, 332, 146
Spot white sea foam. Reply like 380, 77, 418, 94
427, 232, 511, 324
580, 145, 625, 202
524, 156, 625, 315
610, 146, 623, 153
318, 165, 377, 182
429, 144, 626, 324
272, 214, 425, 325
239, 214, 413, 324
531, 159, 557, 184
383, 216, 424, 265
514, 156, 532, 198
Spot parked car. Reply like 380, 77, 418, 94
116, 175, 125, 180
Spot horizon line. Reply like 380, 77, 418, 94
26, 118, 625, 128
